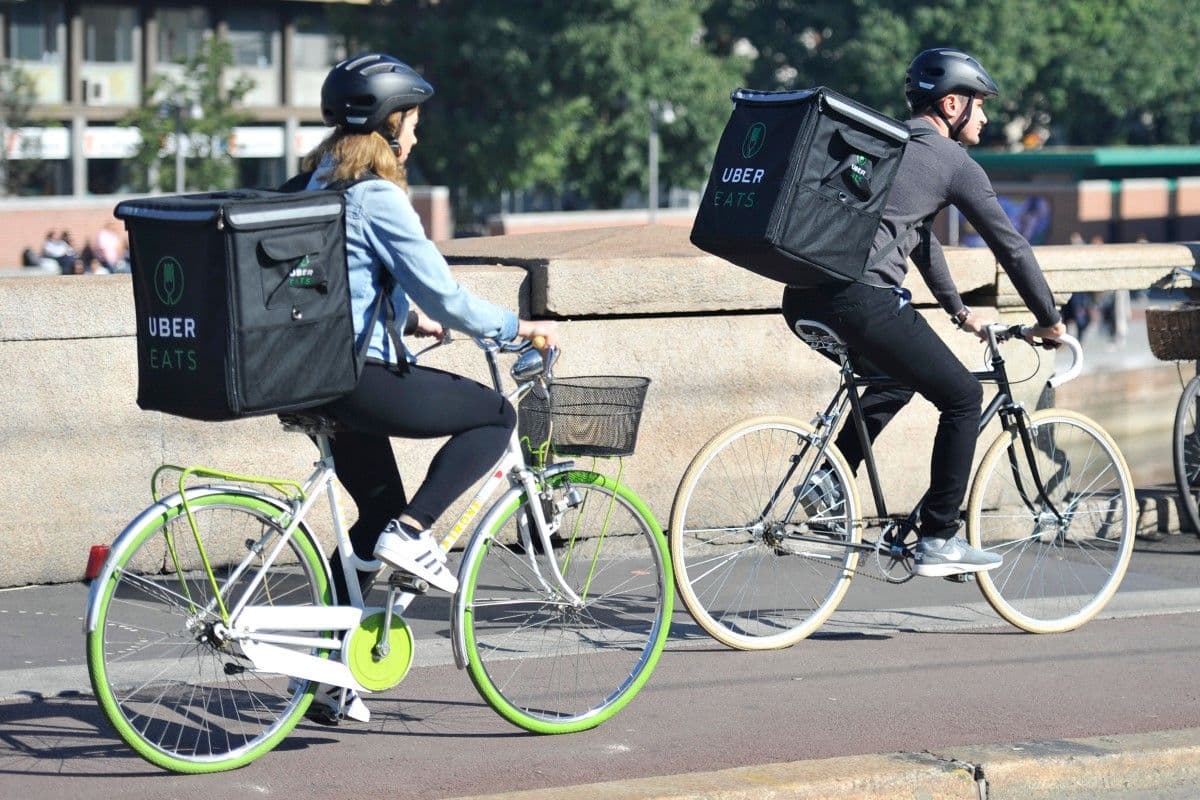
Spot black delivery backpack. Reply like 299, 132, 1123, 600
690, 87, 912, 286
115, 189, 359, 421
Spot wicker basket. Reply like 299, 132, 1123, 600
519, 376, 650, 459
1146, 304, 1200, 361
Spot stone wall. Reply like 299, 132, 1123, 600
0, 227, 1196, 586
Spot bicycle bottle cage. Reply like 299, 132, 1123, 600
791, 319, 850, 363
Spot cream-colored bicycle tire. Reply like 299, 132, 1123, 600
669, 416, 861, 650
967, 408, 1135, 633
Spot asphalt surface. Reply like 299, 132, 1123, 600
3, 303, 1199, 798
4, 529, 1200, 798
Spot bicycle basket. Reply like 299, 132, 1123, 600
1146, 304, 1200, 361
518, 376, 650, 459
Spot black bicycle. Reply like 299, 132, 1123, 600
669, 322, 1135, 649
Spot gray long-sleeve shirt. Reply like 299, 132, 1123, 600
863, 119, 1061, 327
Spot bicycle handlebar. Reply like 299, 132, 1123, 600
987, 324, 1083, 388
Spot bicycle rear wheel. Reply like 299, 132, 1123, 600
1173, 373, 1200, 535
967, 409, 1135, 633
459, 469, 671, 734
85, 490, 330, 773
669, 416, 861, 650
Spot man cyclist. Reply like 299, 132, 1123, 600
782, 47, 1066, 577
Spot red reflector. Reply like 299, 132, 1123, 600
84, 544, 110, 581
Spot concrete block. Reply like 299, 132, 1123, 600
0, 228, 1196, 587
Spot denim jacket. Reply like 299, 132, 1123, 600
307, 165, 518, 364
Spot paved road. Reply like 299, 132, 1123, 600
3, 530, 1200, 799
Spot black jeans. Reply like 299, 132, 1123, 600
314, 361, 515, 602
782, 282, 983, 539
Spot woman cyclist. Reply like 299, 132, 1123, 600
299, 53, 558, 720
782, 48, 1065, 578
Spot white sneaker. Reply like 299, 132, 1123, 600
373, 520, 458, 593
293, 681, 370, 725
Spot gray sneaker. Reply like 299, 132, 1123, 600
797, 466, 843, 518
913, 535, 1002, 578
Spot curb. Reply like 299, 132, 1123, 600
449, 727, 1200, 800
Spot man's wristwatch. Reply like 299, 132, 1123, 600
951, 307, 971, 329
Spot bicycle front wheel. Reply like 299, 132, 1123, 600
967, 409, 1135, 633
85, 490, 330, 773
459, 469, 672, 734
1173, 373, 1200, 535
669, 416, 861, 650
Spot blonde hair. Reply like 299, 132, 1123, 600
302, 109, 409, 189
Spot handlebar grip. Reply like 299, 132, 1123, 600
1048, 333, 1083, 388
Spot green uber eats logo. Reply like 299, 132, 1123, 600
849, 154, 871, 193
742, 122, 766, 159
148, 255, 198, 372
154, 256, 185, 306
288, 255, 317, 287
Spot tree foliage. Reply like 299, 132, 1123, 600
701, 0, 1200, 146
333, 0, 1198, 216
0, 62, 52, 196
120, 38, 254, 192
366, 0, 747, 215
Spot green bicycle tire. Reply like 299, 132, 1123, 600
86, 490, 330, 773
460, 469, 672, 734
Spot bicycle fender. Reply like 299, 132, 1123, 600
449, 484, 527, 670
83, 487, 327, 633
448, 462, 576, 669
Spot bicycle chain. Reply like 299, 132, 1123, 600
793, 519, 917, 584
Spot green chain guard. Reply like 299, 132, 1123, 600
342, 610, 415, 692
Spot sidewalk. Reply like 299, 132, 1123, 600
453, 727, 1200, 800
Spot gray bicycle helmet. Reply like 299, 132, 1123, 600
905, 48, 999, 112
320, 53, 434, 134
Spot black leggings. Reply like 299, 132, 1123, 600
782, 282, 983, 539
314, 361, 515, 600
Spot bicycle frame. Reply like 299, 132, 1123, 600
85, 337, 579, 688
777, 323, 1081, 552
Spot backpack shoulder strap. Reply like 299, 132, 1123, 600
865, 215, 933, 271
277, 170, 314, 193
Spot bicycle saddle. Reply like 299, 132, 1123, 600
278, 412, 347, 436
791, 319, 850, 363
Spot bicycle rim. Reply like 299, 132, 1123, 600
461, 470, 671, 734
968, 409, 1135, 633
86, 492, 329, 773
669, 417, 861, 650
1173, 374, 1200, 535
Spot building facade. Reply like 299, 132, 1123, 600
1, 0, 379, 196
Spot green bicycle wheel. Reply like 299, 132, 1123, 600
460, 469, 672, 733
86, 490, 331, 773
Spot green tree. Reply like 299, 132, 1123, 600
120, 38, 254, 192
0, 61, 53, 196
370, 0, 749, 218
702, 0, 1200, 146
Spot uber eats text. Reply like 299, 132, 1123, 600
147, 316, 198, 371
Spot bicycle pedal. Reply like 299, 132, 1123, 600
942, 573, 975, 584
388, 572, 429, 594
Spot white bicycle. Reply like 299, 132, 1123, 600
84, 336, 672, 772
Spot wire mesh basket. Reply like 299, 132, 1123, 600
519, 375, 650, 460
1146, 304, 1200, 361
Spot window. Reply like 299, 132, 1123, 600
158, 7, 209, 65
82, 5, 137, 63
226, 9, 276, 67
292, 12, 343, 70
9, 2, 63, 61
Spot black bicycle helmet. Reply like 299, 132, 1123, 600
320, 53, 434, 134
905, 48, 999, 112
